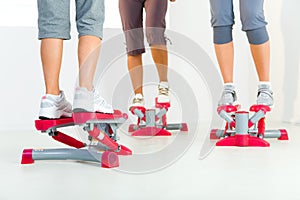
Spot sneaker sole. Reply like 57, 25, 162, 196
39, 107, 72, 119
73, 108, 114, 114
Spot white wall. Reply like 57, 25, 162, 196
0, 0, 299, 131
170, 0, 300, 122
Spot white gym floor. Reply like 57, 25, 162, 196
0, 122, 299, 200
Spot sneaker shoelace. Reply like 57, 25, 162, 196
257, 89, 273, 98
94, 91, 107, 106
223, 89, 237, 102
159, 86, 169, 96
133, 97, 144, 104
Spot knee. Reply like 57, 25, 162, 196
213, 25, 233, 44
211, 11, 234, 28
76, 2, 105, 39
38, 21, 70, 40
76, 15, 104, 39
124, 28, 145, 56
241, 7, 269, 45
127, 49, 145, 56
246, 26, 269, 45
77, 24, 104, 39
241, 8, 267, 31
146, 27, 166, 46
38, 11, 70, 39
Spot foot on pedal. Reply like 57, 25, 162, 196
256, 83, 274, 107
129, 93, 145, 110
73, 87, 114, 114
218, 84, 237, 107
157, 81, 170, 105
39, 91, 72, 119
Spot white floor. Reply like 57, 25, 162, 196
1, 122, 300, 200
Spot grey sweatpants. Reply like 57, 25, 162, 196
38, 0, 105, 40
210, 0, 269, 44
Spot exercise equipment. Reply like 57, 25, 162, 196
21, 110, 132, 168
129, 98, 188, 136
210, 104, 288, 147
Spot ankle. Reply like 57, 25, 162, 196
134, 93, 144, 99
46, 90, 63, 99
258, 82, 272, 91
223, 83, 235, 92
79, 85, 93, 92
46, 89, 61, 96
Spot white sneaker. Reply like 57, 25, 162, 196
73, 87, 114, 114
218, 84, 237, 106
157, 82, 170, 103
129, 93, 145, 109
39, 91, 72, 119
256, 84, 274, 107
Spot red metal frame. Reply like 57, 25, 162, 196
73, 110, 128, 124
101, 151, 119, 168
278, 129, 289, 140
52, 131, 86, 149
131, 127, 172, 136
35, 117, 74, 131
27, 110, 132, 167
212, 105, 288, 147
129, 98, 187, 136
21, 149, 34, 164
216, 134, 270, 147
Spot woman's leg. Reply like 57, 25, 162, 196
77, 36, 101, 91
119, 0, 145, 96
40, 39, 64, 95
145, 0, 168, 83
145, 0, 170, 103
214, 42, 234, 84
38, 0, 71, 95
240, 0, 273, 106
76, 0, 105, 90
250, 41, 270, 82
240, 0, 270, 82
38, 0, 72, 119
150, 45, 168, 83
210, 0, 237, 105
127, 55, 143, 95
73, 0, 113, 113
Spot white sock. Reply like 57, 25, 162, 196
224, 83, 234, 86
159, 81, 169, 87
259, 81, 271, 86
135, 93, 144, 99
258, 82, 271, 89
46, 92, 62, 100
224, 83, 235, 90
